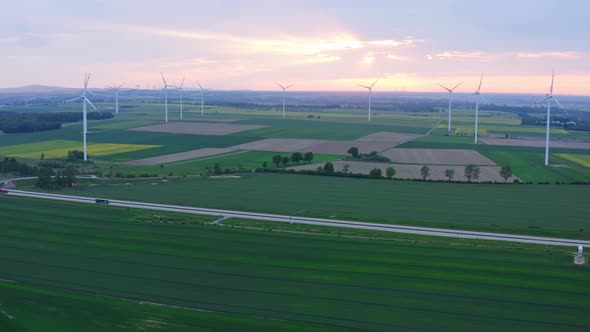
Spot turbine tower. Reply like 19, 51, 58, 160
472, 74, 487, 143
65, 73, 97, 161
177, 78, 185, 119
359, 80, 378, 121
161, 72, 170, 123
197, 81, 204, 116
107, 83, 124, 115
439, 82, 462, 134
539, 69, 565, 166
276, 82, 293, 118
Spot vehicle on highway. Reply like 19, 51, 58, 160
0, 189, 8, 194
95, 198, 110, 204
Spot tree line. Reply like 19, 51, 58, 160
0, 111, 113, 133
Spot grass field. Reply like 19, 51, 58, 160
0, 196, 588, 331
24, 173, 590, 239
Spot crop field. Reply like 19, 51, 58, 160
0, 196, 588, 332
399, 136, 590, 183
356, 132, 424, 143
125, 147, 236, 165
27, 173, 590, 238
0, 140, 161, 159
556, 154, 590, 168
481, 138, 590, 150
380, 148, 497, 165
129, 122, 268, 135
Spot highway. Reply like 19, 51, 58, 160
5, 189, 590, 248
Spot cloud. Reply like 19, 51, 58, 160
435, 51, 488, 59
362, 52, 375, 65
515, 51, 579, 59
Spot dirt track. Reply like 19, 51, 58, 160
230, 138, 396, 155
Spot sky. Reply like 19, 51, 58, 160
1, 0, 589, 95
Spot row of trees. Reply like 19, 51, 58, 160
0, 157, 38, 176
36, 166, 78, 189
346, 147, 390, 162
269, 152, 315, 168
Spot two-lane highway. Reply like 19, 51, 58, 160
5, 189, 590, 248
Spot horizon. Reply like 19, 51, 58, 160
1, 1, 589, 95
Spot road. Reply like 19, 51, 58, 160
5, 189, 590, 248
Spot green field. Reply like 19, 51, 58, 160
0, 196, 588, 331
23, 173, 590, 239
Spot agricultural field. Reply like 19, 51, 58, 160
380, 148, 497, 165
129, 122, 267, 135
288, 161, 517, 182
22, 173, 590, 239
0, 140, 160, 159
0, 196, 588, 331
556, 154, 590, 168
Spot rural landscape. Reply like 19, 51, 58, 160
1, 1, 589, 331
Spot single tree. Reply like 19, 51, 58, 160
342, 163, 350, 173
281, 156, 290, 166
369, 168, 383, 178
36, 166, 54, 189
347, 147, 359, 158
40, 153, 45, 160
262, 161, 268, 168
386, 166, 396, 179
290, 152, 303, 163
323, 162, 335, 173
64, 166, 77, 185
445, 169, 455, 181
464, 164, 480, 182
272, 155, 282, 167
420, 165, 431, 181
304, 152, 314, 163
499, 165, 513, 182
213, 162, 223, 175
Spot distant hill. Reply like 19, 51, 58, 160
0, 85, 78, 95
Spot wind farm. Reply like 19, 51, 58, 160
1, 1, 590, 332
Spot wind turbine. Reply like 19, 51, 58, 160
197, 81, 205, 116
439, 81, 462, 134
359, 80, 378, 121
161, 72, 170, 123
276, 82, 293, 118
539, 69, 565, 166
107, 83, 124, 115
471, 74, 488, 143
176, 77, 185, 119
65, 73, 97, 161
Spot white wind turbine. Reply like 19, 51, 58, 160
439, 81, 463, 134
471, 74, 488, 143
107, 83, 124, 115
359, 80, 378, 121
176, 77, 185, 119
161, 72, 170, 123
197, 81, 205, 116
539, 69, 565, 166
276, 82, 293, 118
65, 73, 97, 161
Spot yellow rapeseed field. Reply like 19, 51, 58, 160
0, 140, 160, 158
555, 153, 590, 168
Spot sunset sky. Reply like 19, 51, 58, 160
1, 0, 589, 95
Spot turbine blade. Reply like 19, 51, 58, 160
65, 96, 83, 103
85, 97, 97, 110
451, 81, 463, 91
161, 72, 168, 86
552, 97, 565, 110
370, 79, 379, 88
285, 85, 294, 89
438, 84, 452, 92
537, 96, 549, 104
86, 90, 96, 96
480, 95, 490, 105
478, 73, 484, 92
550, 69, 555, 95
180, 78, 185, 88
359, 85, 370, 89
275, 82, 285, 90
197, 81, 203, 90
